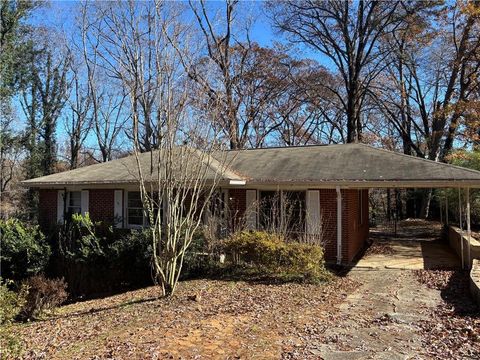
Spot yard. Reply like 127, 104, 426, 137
11, 267, 480, 359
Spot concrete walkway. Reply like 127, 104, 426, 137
355, 221, 460, 270
313, 269, 443, 359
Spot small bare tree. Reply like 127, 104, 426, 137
95, 0, 232, 296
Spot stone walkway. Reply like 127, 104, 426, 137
310, 269, 443, 359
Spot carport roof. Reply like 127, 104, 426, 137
22, 143, 480, 188
223, 144, 480, 188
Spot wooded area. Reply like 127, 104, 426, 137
1, 0, 480, 219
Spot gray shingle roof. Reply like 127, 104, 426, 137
23, 143, 480, 188
22, 147, 243, 186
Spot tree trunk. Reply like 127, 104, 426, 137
419, 189, 433, 219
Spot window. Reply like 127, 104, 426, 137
126, 191, 162, 227
258, 190, 306, 236
66, 191, 81, 219
127, 191, 144, 226
283, 191, 306, 235
259, 191, 281, 230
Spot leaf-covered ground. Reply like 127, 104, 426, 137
11, 268, 480, 359
12, 276, 358, 359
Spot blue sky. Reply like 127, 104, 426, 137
16, 0, 334, 156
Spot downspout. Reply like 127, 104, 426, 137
458, 189, 464, 270
445, 196, 449, 225
336, 186, 342, 265
466, 188, 471, 268
63, 187, 67, 226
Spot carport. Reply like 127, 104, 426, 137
355, 219, 461, 270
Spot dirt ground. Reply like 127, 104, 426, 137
11, 266, 479, 360
9, 220, 480, 359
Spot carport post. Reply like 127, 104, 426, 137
440, 197, 443, 224
336, 186, 342, 265
445, 196, 449, 225
458, 189, 464, 269
466, 188, 472, 268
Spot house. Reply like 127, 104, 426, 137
22, 143, 480, 264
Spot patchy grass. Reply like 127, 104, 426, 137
12, 276, 358, 359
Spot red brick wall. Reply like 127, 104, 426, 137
319, 189, 338, 261
342, 189, 370, 263
88, 189, 115, 224
39, 189, 57, 230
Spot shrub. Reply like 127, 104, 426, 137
107, 229, 152, 283
224, 231, 329, 282
182, 229, 218, 278
0, 219, 51, 281
59, 213, 107, 262
0, 279, 28, 358
0, 279, 27, 324
18, 275, 68, 321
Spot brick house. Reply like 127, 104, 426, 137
23, 144, 480, 264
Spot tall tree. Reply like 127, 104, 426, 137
77, 1, 127, 162
0, 0, 38, 216
64, 59, 92, 169
20, 41, 70, 177
270, 0, 401, 143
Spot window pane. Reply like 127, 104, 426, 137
128, 208, 144, 225
128, 192, 143, 208
285, 191, 306, 232
259, 191, 281, 230
69, 191, 81, 207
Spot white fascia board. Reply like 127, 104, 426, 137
229, 179, 246, 186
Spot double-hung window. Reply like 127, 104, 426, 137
283, 191, 306, 235
127, 191, 144, 227
126, 191, 162, 227
258, 190, 306, 236
66, 191, 81, 219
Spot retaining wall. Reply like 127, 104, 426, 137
471, 259, 480, 306
448, 226, 480, 268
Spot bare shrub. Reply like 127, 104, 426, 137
19, 275, 68, 320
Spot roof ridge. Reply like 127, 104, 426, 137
359, 143, 480, 176
225, 143, 352, 152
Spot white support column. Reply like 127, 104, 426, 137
458, 189, 464, 270
466, 188, 472, 268
336, 187, 342, 265
445, 195, 449, 225
440, 197, 443, 224
245, 190, 257, 230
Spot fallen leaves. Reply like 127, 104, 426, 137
12, 276, 359, 359
415, 269, 480, 359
